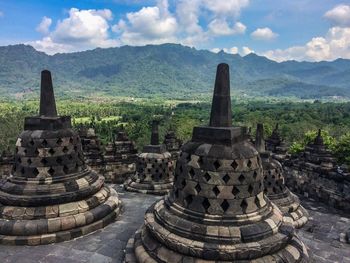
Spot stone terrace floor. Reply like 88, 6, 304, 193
1, 185, 350, 263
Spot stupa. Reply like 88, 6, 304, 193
79, 127, 105, 175
163, 130, 182, 161
255, 123, 308, 229
0, 70, 121, 245
0, 147, 14, 179
266, 124, 289, 162
124, 120, 174, 195
104, 130, 137, 183
125, 64, 309, 262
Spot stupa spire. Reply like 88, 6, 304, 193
39, 70, 57, 117
150, 120, 159, 145
255, 123, 266, 153
209, 63, 232, 127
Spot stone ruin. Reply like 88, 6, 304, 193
163, 130, 182, 161
266, 123, 289, 163
78, 127, 105, 175
255, 123, 308, 229
104, 130, 137, 183
124, 120, 174, 195
125, 63, 309, 262
0, 70, 121, 245
284, 129, 350, 212
0, 147, 14, 179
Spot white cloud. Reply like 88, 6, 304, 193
210, 48, 221, 53
208, 19, 246, 36
203, 0, 250, 17
224, 46, 239, 54
251, 27, 278, 41
324, 4, 350, 26
36, 16, 52, 34
30, 8, 118, 54
263, 26, 350, 62
117, 0, 178, 45
242, 46, 254, 55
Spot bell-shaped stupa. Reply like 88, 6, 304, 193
255, 123, 309, 229
125, 64, 309, 262
124, 120, 174, 195
104, 130, 138, 183
163, 130, 182, 161
0, 70, 121, 245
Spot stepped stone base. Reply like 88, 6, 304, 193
0, 186, 121, 245
124, 178, 173, 195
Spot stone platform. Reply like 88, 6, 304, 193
0, 185, 349, 263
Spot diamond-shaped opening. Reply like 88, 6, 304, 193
186, 154, 191, 162
42, 139, 48, 147
29, 139, 35, 146
248, 184, 254, 194
268, 170, 272, 175
232, 186, 240, 196
181, 179, 186, 188
17, 157, 22, 163
34, 148, 39, 155
69, 137, 74, 144
56, 157, 63, 164
179, 165, 183, 173
204, 172, 211, 182
223, 173, 230, 184
197, 156, 203, 166
247, 159, 252, 168
213, 160, 220, 170
27, 158, 32, 165
195, 183, 201, 193
21, 167, 25, 174
174, 189, 179, 198
63, 146, 69, 153
49, 148, 55, 155
253, 171, 258, 179
48, 167, 55, 176
56, 138, 63, 145
63, 165, 69, 174
189, 168, 195, 178
240, 199, 248, 212
33, 168, 39, 176
41, 158, 48, 165
15, 147, 19, 154
231, 160, 238, 170
202, 198, 210, 211
221, 199, 230, 212
74, 146, 78, 151
185, 195, 193, 206
68, 155, 73, 160
238, 174, 245, 183
212, 186, 220, 196
272, 186, 277, 193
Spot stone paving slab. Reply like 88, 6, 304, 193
0, 185, 349, 263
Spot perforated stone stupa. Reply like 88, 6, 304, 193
163, 130, 182, 161
124, 121, 174, 195
266, 123, 289, 162
255, 123, 308, 229
79, 128, 105, 175
0, 70, 121, 245
0, 147, 14, 179
125, 63, 309, 262
104, 131, 137, 183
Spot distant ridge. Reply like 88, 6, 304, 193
0, 43, 349, 99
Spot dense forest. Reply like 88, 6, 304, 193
1, 98, 350, 165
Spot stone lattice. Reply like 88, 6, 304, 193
255, 123, 308, 229
124, 121, 174, 195
0, 147, 14, 179
104, 131, 137, 183
79, 128, 105, 175
284, 129, 350, 212
163, 131, 182, 161
0, 70, 121, 245
125, 64, 309, 262
266, 124, 289, 163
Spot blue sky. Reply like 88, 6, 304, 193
0, 0, 349, 61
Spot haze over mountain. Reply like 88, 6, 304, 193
0, 43, 349, 100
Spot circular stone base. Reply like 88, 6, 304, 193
124, 178, 173, 196
124, 226, 309, 263
0, 187, 122, 245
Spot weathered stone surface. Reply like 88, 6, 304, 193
163, 131, 182, 161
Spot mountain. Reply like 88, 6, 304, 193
0, 43, 349, 99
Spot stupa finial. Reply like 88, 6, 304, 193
39, 70, 57, 117
150, 120, 160, 145
209, 63, 232, 127
255, 123, 266, 153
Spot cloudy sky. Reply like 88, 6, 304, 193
0, 0, 349, 62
